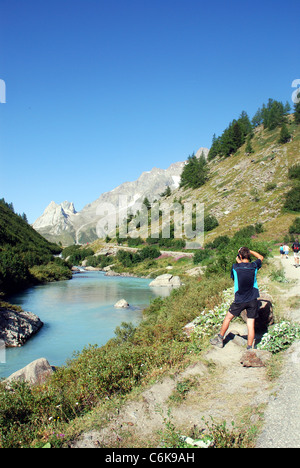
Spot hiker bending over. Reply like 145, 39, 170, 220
210, 247, 264, 350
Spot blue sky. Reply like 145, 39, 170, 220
0, 0, 299, 223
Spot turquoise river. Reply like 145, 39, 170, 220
0, 271, 166, 379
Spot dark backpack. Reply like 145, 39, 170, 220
293, 243, 300, 252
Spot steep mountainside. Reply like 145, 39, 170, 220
0, 201, 63, 294
172, 118, 300, 243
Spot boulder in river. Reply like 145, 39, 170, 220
0, 306, 43, 347
114, 299, 130, 308
5, 358, 54, 386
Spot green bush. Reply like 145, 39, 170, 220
206, 235, 230, 250
204, 215, 219, 232
0, 249, 30, 293
265, 182, 277, 192
139, 246, 161, 260
116, 246, 161, 267
193, 249, 211, 264
127, 236, 144, 247
289, 218, 300, 234
284, 187, 300, 212
62, 246, 94, 265
258, 321, 300, 353
288, 164, 300, 181
30, 261, 72, 282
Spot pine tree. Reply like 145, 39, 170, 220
208, 134, 220, 160
245, 136, 254, 154
142, 197, 151, 211
252, 107, 263, 127
180, 152, 208, 189
278, 124, 291, 144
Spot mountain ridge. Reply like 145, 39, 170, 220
33, 149, 209, 245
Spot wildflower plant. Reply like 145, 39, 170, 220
190, 288, 234, 340
257, 321, 300, 354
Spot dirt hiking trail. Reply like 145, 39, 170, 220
256, 255, 300, 448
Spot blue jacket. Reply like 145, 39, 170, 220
231, 259, 262, 303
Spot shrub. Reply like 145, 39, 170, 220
193, 249, 211, 264
258, 321, 300, 353
204, 215, 219, 232
139, 246, 161, 260
0, 249, 30, 293
289, 218, 300, 234
61, 245, 81, 259
265, 182, 277, 192
127, 236, 144, 247
206, 235, 230, 250
30, 262, 72, 282
284, 187, 300, 212
288, 164, 300, 181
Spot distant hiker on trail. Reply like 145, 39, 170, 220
279, 244, 284, 259
292, 239, 300, 268
283, 244, 289, 259
210, 247, 264, 350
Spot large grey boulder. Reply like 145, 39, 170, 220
5, 358, 53, 386
0, 307, 43, 347
149, 274, 182, 288
241, 294, 274, 332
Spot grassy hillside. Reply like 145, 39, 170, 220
167, 116, 300, 244
0, 200, 71, 295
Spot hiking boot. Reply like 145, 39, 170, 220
210, 334, 224, 348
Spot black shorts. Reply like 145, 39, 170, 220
229, 299, 258, 319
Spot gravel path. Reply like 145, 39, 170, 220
256, 255, 300, 448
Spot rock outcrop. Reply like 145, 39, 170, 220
5, 358, 53, 386
0, 307, 43, 347
241, 294, 274, 332
149, 274, 182, 288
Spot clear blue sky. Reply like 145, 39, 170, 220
0, 0, 299, 223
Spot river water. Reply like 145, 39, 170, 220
0, 271, 166, 379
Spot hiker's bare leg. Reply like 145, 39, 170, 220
220, 312, 235, 338
247, 318, 255, 348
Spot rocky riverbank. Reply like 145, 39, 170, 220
0, 304, 43, 348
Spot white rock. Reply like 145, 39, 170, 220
149, 274, 182, 288
114, 299, 130, 308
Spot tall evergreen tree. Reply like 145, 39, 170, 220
278, 123, 291, 144
208, 133, 221, 160
245, 135, 254, 154
142, 197, 151, 211
180, 152, 208, 189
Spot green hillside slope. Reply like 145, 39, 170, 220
171, 116, 300, 244
0, 200, 71, 295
